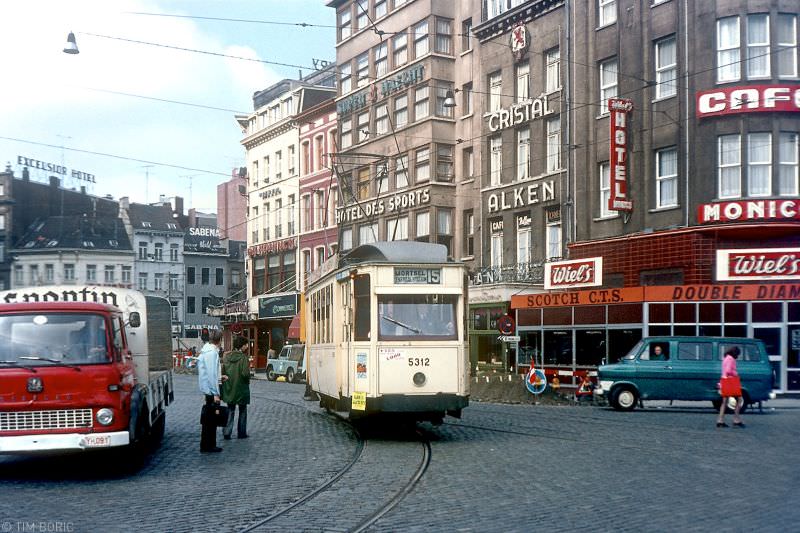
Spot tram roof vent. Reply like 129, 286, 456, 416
341, 241, 449, 267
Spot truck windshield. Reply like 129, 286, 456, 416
378, 294, 457, 340
0, 313, 109, 366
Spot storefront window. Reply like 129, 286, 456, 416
752, 302, 783, 322
724, 325, 747, 337
576, 329, 606, 366
725, 303, 747, 322
518, 331, 541, 367
544, 330, 572, 366
699, 303, 722, 323
608, 328, 642, 364
674, 303, 696, 323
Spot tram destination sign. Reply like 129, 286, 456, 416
394, 268, 441, 285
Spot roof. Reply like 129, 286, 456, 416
0, 301, 119, 313
128, 203, 183, 233
341, 241, 450, 267
15, 215, 133, 252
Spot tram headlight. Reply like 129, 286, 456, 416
413, 372, 426, 387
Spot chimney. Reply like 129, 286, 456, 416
80, 186, 86, 195
22, 167, 29, 181
175, 196, 184, 216
49, 176, 60, 188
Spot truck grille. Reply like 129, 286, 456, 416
0, 409, 94, 431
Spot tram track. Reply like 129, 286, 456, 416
241, 392, 432, 533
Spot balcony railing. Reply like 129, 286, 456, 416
470, 261, 544, 286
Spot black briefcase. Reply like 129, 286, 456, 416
201, 403, 229, 427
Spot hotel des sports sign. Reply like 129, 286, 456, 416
511, 283, 800, 309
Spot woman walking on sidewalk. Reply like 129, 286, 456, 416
717, 346, 745, 428
222, 335, 251, 439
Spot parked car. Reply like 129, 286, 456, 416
266, 344, 306, 383
595, 336, 775, 412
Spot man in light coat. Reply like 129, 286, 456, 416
198, 330, 223, 452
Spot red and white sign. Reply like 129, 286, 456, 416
716, 248, 800, 281
510, 24, 529, 60
247, 237, 298, 257
698, 199, 800, 224
696, 85, 800, 118
544, 257, 603, 290
608, 98, 633, 212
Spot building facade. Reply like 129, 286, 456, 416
297, 98, 339, 292
11, 214, 134, 290
500, 0, 800, 393
121, 198, 186, 336
0, 167, 13, 290
217, 168, 248, 242
232, 73, 336, 367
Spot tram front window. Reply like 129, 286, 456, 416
378, 294, 458, 340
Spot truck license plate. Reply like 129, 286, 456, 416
83, 435, 110, 447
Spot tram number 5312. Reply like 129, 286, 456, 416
408, 357, 430, 367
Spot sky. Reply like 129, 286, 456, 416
0, 0, 335, 214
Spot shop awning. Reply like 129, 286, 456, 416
287, 314, 301, 340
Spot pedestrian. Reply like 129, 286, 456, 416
222, 335, 251, 440
717, 346, 745, 428
198, 330, 224, 452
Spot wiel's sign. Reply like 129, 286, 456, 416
544, 257, 603, 290
716, 248, 800, 281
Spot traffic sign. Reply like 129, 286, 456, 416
499, 335, 521, 343
497, 314, 515, 335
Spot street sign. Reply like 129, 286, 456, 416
499, 335, 521, 343
497, 314, 515, 335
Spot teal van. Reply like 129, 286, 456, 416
596, 337, 775, 411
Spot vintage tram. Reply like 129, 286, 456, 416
305, 241, 469, 423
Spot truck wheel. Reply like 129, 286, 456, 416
286, 368, 295, 383
611, 387, 638, 411
266, 366, 276, 381
151, 413, 166, 445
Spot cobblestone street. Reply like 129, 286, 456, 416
1, 374, 797, 532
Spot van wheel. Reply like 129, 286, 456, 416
611, 387, 638, 411
713, 395, 750, 415
286, 368, 295, 383
266, 366, 276, 381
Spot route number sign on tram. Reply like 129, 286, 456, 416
497, 314, 515, 335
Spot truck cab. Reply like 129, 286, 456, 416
0, 287, 173, 454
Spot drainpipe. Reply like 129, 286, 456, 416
683, 0, 690, 227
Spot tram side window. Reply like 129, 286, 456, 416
354, 275, 371, 341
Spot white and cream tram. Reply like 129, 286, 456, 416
305, 241, 469, 423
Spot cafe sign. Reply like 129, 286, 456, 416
381, 64, 425, 97
696, 85, 800, 118
248, 237, 298, 257
544, 257, 603, 290
716, 248, 800, 281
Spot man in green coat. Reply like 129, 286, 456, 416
222, 335, 251, 439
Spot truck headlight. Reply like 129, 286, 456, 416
96, 408, 114, 426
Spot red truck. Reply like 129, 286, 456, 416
0, 286, 174, 454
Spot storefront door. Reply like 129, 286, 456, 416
751, 325, 784, 392
787, 325, 800, 391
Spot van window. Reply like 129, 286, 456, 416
677, 341, 713, 361
641, 343, 669, 361
719, 343, 761, 362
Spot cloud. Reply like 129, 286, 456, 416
0, 0, 282, 214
